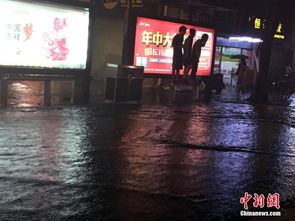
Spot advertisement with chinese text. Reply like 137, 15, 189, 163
134, 17, 215, 76
0, 0, 89, 69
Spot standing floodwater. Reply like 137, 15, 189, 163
0, 99, 295, 220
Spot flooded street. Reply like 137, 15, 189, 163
1, 0, 295, 220
1, 96, 295, 220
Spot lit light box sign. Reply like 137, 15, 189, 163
0, 0, 89, 69
134, 17, 215, 76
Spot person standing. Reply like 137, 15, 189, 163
236, 58, 249, 93
172, 26, 187, 82
183, 28, 196, 79
191, 33, 209, 79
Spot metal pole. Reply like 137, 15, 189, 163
122, 0, 131, 65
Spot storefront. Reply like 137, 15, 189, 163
213, 36, 260, 87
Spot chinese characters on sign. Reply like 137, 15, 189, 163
252, 17, 285, 39
274, 23, 285, 39
134, 17, 215, 75
43, 17, 69, 61
141, 31, 172, 47
240, 193, 280, 210
0, 0, 89, 69
254, 18, 261, 29
23, 24, 34, 41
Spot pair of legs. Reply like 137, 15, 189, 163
172, 69, 181, 82
183, 64, 191, 79
183, 58, 191, 79
172, 54, 182, 82
183, 61, 199, 80
191, 61, 199, 80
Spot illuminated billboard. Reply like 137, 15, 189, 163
0, 0, 89, 69
134, 17, 215, 76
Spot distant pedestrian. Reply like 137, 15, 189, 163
172, 26, 187, 82
191, 34, 209, 80
183, 28, 196, 80
236, 58, 249, 92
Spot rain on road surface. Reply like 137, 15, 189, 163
1, 98, 295, 220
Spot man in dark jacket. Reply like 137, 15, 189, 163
183, 28, 196, 79
191, 33, 209, 79
172, 26, 187, 81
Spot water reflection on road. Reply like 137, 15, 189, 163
6, 80, 74, 107
0, 102, 295, 220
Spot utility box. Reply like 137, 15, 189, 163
105, 65, 144, 103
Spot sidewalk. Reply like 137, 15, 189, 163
141, 83, 295, 107
211, 86, 295, 107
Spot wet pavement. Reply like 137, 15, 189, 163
1, 88, 295, 220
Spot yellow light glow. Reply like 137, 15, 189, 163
276, 23, 282, 33
274, 34, 285, 39
254, 18, 261, 29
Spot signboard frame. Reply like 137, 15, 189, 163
0, 0, 93, 76
125, 13, 217, 78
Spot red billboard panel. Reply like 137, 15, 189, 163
134, 17, 215, 76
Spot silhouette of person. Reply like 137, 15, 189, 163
236, 58, 249, 92
191, 34, 209, 79
172, 26, 187, 82
183, 29, 196, 79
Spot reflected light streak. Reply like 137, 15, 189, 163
117, 105, 214, 196
58, 112, 91, 184
8, 81, 43, 107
